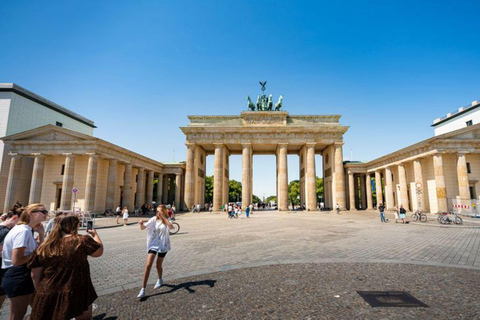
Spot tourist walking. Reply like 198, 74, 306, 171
249, 203, 253, 215
137, 204, 173, 299
245, 205, 250, 218
1, 203, 47, 320
378, 203, 386, 222
122, 206, 129, 226
115, 205, 121, 224
393, 206, 399, 223
399, 205, 407, 224
28, 213, 103, 320
336, 203, 340, 214
0, 209, 21, 309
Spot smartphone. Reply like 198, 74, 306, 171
86, 220, 94, 230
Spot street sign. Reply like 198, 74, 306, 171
415, 182, 422, 189
72, 188, 78, 193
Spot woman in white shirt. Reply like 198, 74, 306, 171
1, 203, 47, 320
122, 206, 129, 226
136, 204, 173, 299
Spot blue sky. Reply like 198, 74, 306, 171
1, 1, 479, 198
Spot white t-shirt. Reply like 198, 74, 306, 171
2, 224, 37, 269
122, 209, 129, 219
143, 217, 170, 253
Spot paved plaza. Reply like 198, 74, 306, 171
2, 210, 480, 319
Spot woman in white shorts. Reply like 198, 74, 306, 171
136, 204, 173, 299
122, 206, 129, 226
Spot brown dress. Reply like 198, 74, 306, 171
27, 235, 101, 320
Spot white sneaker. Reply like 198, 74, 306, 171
137, 288, 145, 298
154, 279, 163, 289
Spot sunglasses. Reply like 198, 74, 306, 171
33, 210, 49, 215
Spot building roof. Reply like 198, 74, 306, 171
432, 100, 480, 127
0, 83, 96, 128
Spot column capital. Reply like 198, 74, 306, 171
186, 142, 196, 148
305, 142, 316, 147
241, 143, 252, 148
86, 153, 99, 158
213, 143, 224, 148
31, 153, 44, 157
333, 142, 344, 147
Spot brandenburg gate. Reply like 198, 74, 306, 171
181, 96, 349, 211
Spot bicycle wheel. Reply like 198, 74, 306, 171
420, 214, 427, 223
170, 222, 180, 235
437, 214, 443, 223
439, 217, 447, 224
455, 217, 463, 225
411, 213, 419, 222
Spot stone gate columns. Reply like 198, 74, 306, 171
105, 159, 118, 210
241, 144, 252, 210
277, 144, 288, 211
366, 173, 373, 209
175, 173, 182, 211
398, 164, 409, 211
385, 167, 394, 210
457, 153, 470, 200
136, 168, 145, 207
375, 171, 383, 206
157, 173, 163, 204
123, 163, 133, 211
433, 154, 448, 212
60, 154, 75, 211
4, 154, 22, 213
348, 172, 356, 210
213, 144, 224, 211
334, 144, 346, 210
360, 174, 366, 209
305, 143, 317, 211
413, 159, 425, 211
146, 170, 154, 205
185, 143, 196, 210
162, 175, 168, 204
84, 154, 98, 212
28, 154, 45, 204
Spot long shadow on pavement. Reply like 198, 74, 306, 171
140, 279, 217, 301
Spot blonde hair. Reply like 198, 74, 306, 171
36, 213, 80, 258
17, 203, 45, 225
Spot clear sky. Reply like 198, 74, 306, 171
1, 1, 479, 199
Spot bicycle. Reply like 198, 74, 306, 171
169, 219, 180, 235
411, 211, 427, 222
438, 211, 463, 225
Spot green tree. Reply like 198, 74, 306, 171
205, 176, 213, 203
265, 195, 277, 203
316, 177, 324, 202
288, 180, 300, 205
228, 179, 242, 202
252, 194, 261, 203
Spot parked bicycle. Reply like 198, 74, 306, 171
411, 211, 427, 222
169, 218, 180, 235
438, 211, 463, 225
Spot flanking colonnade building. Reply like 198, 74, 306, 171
0, 83, 478, 214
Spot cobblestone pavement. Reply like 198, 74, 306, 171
2, 209, 480, 319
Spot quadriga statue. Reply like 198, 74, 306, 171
247, 96, 256, 111
274, 95, 284, 111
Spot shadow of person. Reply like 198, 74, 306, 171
93, 314, 118, 320
141, 279, 217, 301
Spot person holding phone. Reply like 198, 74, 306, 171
1, 204, 47, 320
28, 213, 103, 320
136, 204, 173, 299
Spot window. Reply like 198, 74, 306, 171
56, 121, 63, 127
61, 164, 65, 175
467, 162, 471, 174
466, 120, 473, 127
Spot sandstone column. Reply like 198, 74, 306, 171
241, 144, 252, 210
28, 154, 45, 204
277, 144, 288, 211
306, 143, 317, 211
398, 164, 409, 211
375, 171, 383, 206
184, 143, 196, 210
385, 167, 394, 210
4, 154, 22, 213
213, 144, 224, 211
413, 159, 425, 211
366, 173, 373, 210
457, 153, 470, 200
146, 170, 154, 205
334, 144, 346, 210
84, 154, 98, 212
162, 175, 168, 204
123, 163, 133, 211
156, 173, 163, 204
105, 159, 118, 210
348, 172, 356, 210
360, 174, 366, 209
433, 154, 448, 212
136, 168, 145, 208
60, 154, 75, 211
175, 173, 182, 211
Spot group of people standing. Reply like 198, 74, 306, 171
378, 203, 407, 223
224, 203, 253, 219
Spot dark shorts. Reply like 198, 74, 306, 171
0, 267, 5, 296
1, 264, 34, 298
148, 250, 167, 258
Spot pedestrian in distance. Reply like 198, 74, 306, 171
28, 213, 103, 320
336, 203, 340, 214
196, 203, 201, 213
393, 206, 399, 223
399, 205, 407, 224
245, 205, 250, 218
378, 203, 387, 222
115, 205, 121, 224
137, 204, 174, 299
122, 206, 129, 226
1, 203, 47, 320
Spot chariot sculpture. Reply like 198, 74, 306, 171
246, 81, 284, 111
